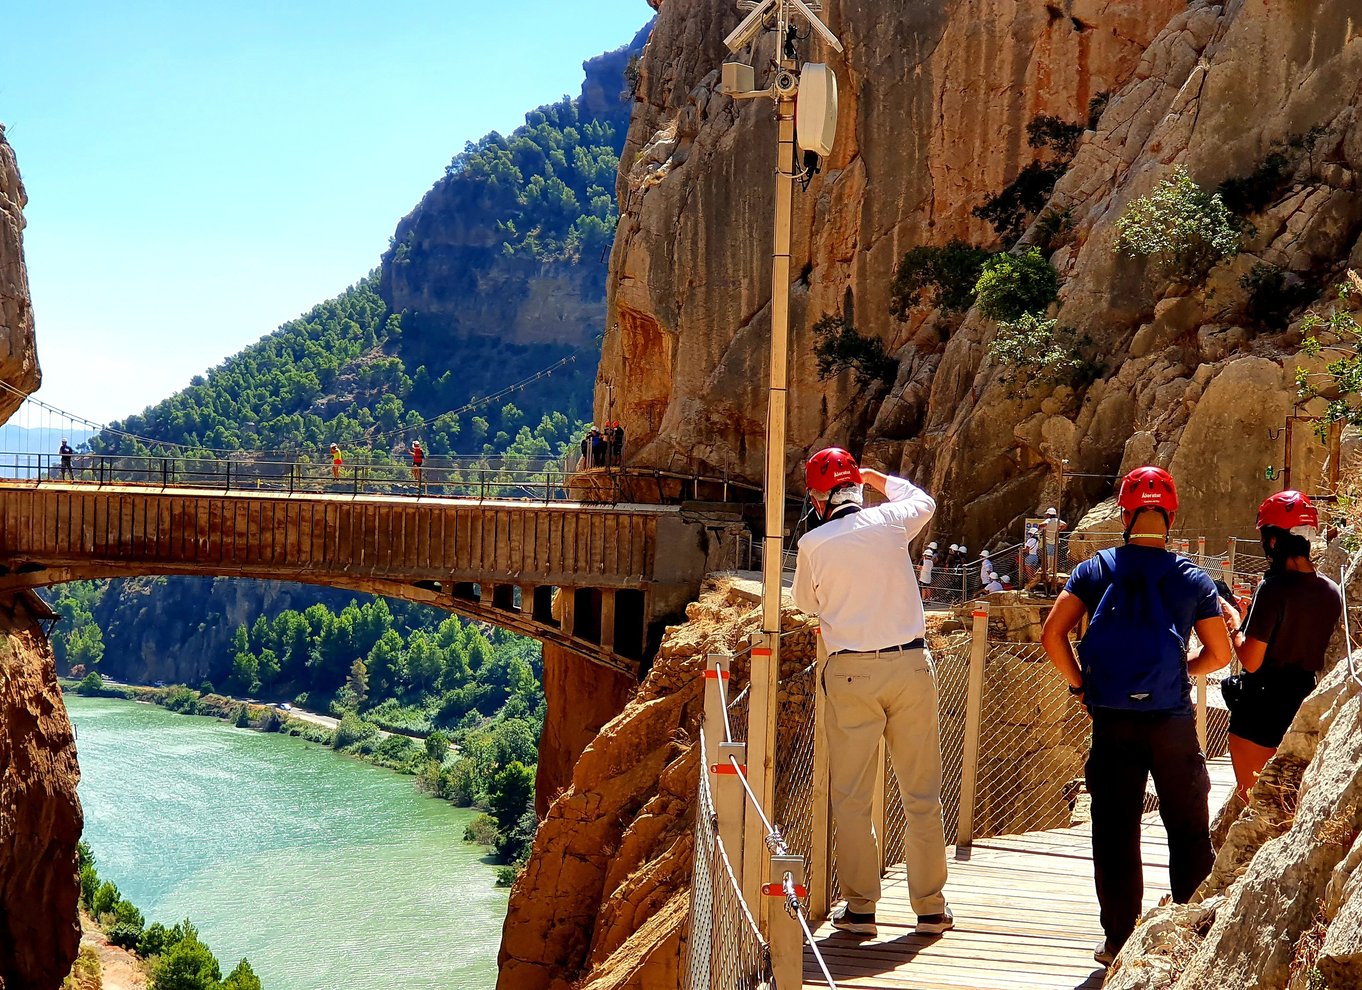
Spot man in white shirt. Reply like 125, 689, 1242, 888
978, 550, 992, 587
985, 572, 1004, 593
792, 447, 953, 938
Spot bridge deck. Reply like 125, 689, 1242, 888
805, 757, 1236, 989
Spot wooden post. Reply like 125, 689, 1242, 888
767, 855, 806, 990
744, 645, 777, 929
809, 630, 832, 922
715, 741, 748, 888
1224, 537, 1236, 585
957, 602, 990, 847
1197, 536, 1207, 564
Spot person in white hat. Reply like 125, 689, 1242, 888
1043, 507, 1068, 590
919, 547, 935, 601
979, 549, 992, 587
985, 571, 1004, 593
1001, 574, 1014, 591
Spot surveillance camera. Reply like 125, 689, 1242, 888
775, 70, 797, 93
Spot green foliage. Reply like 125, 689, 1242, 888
163, 686, 200, 715
1297, 273, 1362, 437
108, 921, 144, 951
973, 249, 1060, 322
76, 671, 105, 696
332, 711, 380, 750
888, 240, 994, 316
149, 931, 222, 990
1033, 208, 1073, 252
973, 114, 1082, 244
63, 945, 102, 990
1241, 263, 1316, 331
465, 813, 500, 846
78, 841, 99, 910
222, 960, 263, 990
1218, 126, 1329, 216
489, 761, 536, 843
92, 881, 121, 918
495, 864, 522, 888
138, 922, 174, 959
810, 316, 897, 388
1114, 166, 1243, 285
986, 314, 1097, 395
425, 730, 451, 764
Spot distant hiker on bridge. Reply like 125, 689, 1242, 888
330, 443, 342, 481
1040, 466, 1233, 968
792, 447, 954, 940
1222, 491, 1341, 803
602, 422, 618, 467
612, 420, 625, 465
410, 440, 425, 485
59, 439, 74, 481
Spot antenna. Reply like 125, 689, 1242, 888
724, 0, 778, 53
790, 0, 844, 52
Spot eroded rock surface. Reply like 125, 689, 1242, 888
0, 593, 83, 989
0, 126, 39, 424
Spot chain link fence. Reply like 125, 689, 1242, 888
685, 724, 772, 990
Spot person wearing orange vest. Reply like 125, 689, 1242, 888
410, 440, 425, 485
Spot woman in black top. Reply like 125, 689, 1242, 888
1227, 491, 1342, 801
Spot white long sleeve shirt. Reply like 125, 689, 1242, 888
791, 475, 935, 653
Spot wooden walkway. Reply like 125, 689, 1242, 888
805, 757, 1237, 989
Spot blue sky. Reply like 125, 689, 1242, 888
4, 1, 651, 424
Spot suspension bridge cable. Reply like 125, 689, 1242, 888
0, 353, 581, 458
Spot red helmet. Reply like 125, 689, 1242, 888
1257, 490, 1318, 536
1118, 466, 1178, 514
805, 447, 861, 493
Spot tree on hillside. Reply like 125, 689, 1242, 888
149, 931, 222, 990
347, 658, 369, 706
222, 960, 263, 990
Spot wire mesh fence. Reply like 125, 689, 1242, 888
685, 725, 772, 990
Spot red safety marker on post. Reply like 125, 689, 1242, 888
702, 668, 731, 680
762, 881, 808, 897
711, 762, 747, 775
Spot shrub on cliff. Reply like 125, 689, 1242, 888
1297, 271, 1362, 437
888, 240, 994, 315
149, 930, 221, 990
163, 685, 200, 715
974, 249, 1060, 322
1115, 166, 1243, 285
973, 114, 1083, 245
107, 920, 144, 951
811, 315, 898, 388
222, 960, 263, 990
76, 671, 105, 696
1242, 262, 1316, 331
987, 314, 1099, 395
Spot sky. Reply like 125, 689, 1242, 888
4, 0, 651, 425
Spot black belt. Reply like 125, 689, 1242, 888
830, 638, 925, 657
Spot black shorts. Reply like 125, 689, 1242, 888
1226, 665, 1316, 749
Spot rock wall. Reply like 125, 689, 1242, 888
0, 127, 78, 990
599, 0, 1181, 495
0, 593, 83, 990
0, 126, 39, 424
598, 0, 1362, 549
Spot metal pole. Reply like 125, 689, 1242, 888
745, 6, 798, 923
1283, 416, 1293, 492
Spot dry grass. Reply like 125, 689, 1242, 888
1287, 904, 1329, 990
1315, 801, 1359, 848
61, 946, 102, 990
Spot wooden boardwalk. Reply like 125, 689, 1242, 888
805, 757, 1237, 989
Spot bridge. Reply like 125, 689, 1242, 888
0, 456, 751, 674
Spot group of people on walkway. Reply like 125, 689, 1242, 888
579, 421, 625, 468
793, 448, 1341, 970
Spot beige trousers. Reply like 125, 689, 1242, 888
824, 647, 949, 916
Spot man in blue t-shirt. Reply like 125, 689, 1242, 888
1041, 466, 1233, 968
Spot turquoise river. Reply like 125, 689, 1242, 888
65, 695, 507, 990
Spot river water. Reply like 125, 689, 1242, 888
65, 695, 507, 990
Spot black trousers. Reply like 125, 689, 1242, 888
1086, 711, 1213, 949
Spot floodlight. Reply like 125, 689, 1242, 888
724, 0, 778, 53
790, 0, 844, 52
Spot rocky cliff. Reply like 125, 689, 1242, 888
599, 0, 1362, 547
0, 126, 81, 990
0, 592, 82, 990
0, 126, 40, 424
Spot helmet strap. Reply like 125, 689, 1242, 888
1123, 507, 1170, 545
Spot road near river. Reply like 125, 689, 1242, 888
65, 695, 507, 990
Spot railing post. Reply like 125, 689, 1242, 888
767, 855, 806, 990
1224, 537, 1236, 585
715, 741, 747, 892
1196, 674, 1208, 752
1197, 535, 1207, 564
162, 458, 169, 487
957, 601, 990, 847
809, 629, 832, 921
225, 460, 232, 491
872, 736, 888, 873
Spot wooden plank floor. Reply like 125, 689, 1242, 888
805, 757, 1237, 989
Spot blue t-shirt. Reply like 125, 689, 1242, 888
1066, 544, 1221, 715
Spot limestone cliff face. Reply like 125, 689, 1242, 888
0, 127, 78, 990
0, 593, 83, 990
599, 0, 1362, 546
599, 0, 1180, 484
0, 126, 39, 423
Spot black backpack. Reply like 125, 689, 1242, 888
1077, 548, 1190, 711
